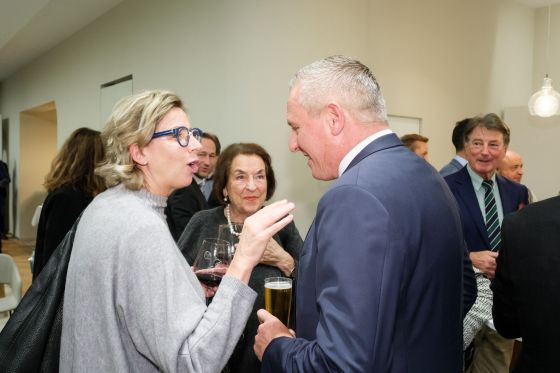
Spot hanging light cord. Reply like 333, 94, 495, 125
546, 5, 551, 78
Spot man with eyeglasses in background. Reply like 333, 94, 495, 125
166, 131, 221, 240
444, 114, 528, 373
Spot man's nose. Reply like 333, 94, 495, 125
189, 137, 202, 152
288, 133, 299, 152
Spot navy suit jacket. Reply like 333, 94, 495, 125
262, 134, 465, 372
444, 166, 528, 253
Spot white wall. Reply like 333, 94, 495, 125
0, 0, 547, 237
503, 5, 560, 201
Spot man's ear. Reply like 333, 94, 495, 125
129, 143, 148, 166
325, 103, 345, 136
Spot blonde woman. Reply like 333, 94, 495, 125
60, 90, 294, 372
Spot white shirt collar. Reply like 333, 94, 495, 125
193, 174, 204, 185
338, 129, 393, 176
466, 164, 497, 190
193, 174, 213, 184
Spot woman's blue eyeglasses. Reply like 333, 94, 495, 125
151, 126, 203, 147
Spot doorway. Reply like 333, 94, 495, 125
18, 102, 57, 239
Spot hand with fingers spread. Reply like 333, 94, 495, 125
254, 309, 295, 361
226, 200, 295, 284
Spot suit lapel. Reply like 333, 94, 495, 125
454, 168, 490, 247
192, 181, 210, 209
344, 133, 403, 173
496, 175, 517, 214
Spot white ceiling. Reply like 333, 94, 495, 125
0, 0, 124, 81
0, 0, 559, 82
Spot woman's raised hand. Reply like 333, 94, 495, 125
226, 200, 294, 283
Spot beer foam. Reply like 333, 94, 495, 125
265, 282, 292, 290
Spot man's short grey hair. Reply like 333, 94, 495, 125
289, 55, 387, 122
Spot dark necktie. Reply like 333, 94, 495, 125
482, 180, 501, 251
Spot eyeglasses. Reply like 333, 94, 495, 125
151, 126, 203, 147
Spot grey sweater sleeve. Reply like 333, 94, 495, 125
119, 222, 256, 373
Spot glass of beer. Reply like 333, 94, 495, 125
264, 277, 293, 326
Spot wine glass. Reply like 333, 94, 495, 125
218, 223, 242, 256
192, 238, 231, 303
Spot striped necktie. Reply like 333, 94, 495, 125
482, 180, 501, 251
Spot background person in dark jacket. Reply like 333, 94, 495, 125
32, 127, 105, 280
165, 132, 221, 240
0, 159, 10, 252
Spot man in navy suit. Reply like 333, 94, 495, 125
445, 114, 528, 373
440, 118, 470, 177
254, 55, 465, 372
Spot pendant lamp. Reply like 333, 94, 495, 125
528, 5, 560, 117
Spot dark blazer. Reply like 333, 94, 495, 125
491, 196, 560, 373
444, 166, 528, 253
165, 182, 209, 241
439, 157, 464, 177
262, 134, 465, 372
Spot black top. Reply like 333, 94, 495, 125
177, 206, 303, 373
33, 185, 92, 280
